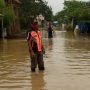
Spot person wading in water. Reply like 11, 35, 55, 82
27, 20, 45, 72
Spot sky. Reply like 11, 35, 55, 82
45, 0, 89, 15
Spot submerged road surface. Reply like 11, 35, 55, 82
0, 31, 90, 90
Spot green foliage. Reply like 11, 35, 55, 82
37, 1, 53, 21
0, 0, 5, 8
66, 23, 73, 31
78, 7, 90, 22
20, 0, 53, 30
3, 5, 15, 27
0, 0, 5, 13
64, 0, 90, 22
0, 0, 15, 28
54, 0, 90, 24
53, 10, 67, 23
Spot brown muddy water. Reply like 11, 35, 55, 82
0, 31, 90, 90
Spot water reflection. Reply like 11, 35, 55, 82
44, 38, 53, 52
47, 38, 53, 51
0, 39, 8, 57
0, 39, 31, 90
64, 31, 90, 76
43, 31, 90, 90
43, 38, 53, 58
31, 72, 45, 90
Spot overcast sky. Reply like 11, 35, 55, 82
45, 0, 89, 15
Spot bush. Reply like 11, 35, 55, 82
66, 23, 73, 31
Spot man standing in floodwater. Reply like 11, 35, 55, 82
27, 20, 45, 72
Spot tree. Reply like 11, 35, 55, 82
20, 0, 53, 31
0, 0, 15, 37
3, 5, 15, 27
0, 0, 5, 37
0, 0, 5, 11
54, 0, 90, 23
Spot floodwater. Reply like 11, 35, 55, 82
0, 31, 90, 90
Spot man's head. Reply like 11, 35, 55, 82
31, 20, 39, 31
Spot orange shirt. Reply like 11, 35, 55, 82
31, 31, 42, 52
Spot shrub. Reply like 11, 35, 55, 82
66, 23, 73, 31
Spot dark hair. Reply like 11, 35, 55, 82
32, 21, 38, 26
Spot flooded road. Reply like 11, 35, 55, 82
0, 31, 90, 90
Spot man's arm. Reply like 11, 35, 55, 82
27, 32, 35, 57
42, 45, 45, 54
